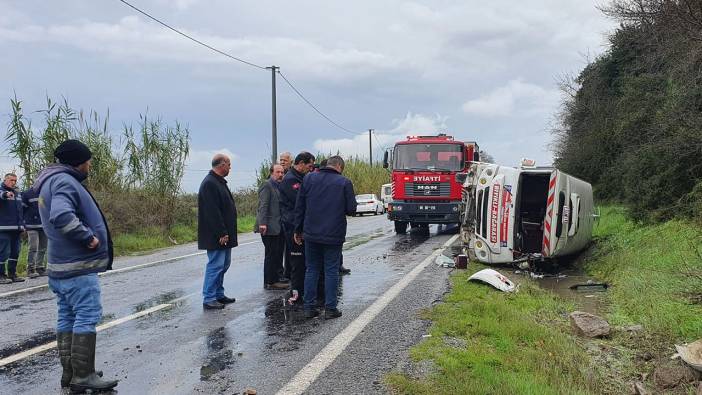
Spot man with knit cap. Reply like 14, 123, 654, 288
33, 139, 118, 392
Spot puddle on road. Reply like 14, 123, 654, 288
343, 228, 388, 251
133, 290, 185, 313
200, 327, 236, 381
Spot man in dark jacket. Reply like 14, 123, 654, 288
255, 163, 288, 289
22, 187, 47, 278
279, 152, 315, 303
0, 173, 25, 284
34, 139, 118, 392
198, 154, 238, 310
294, 155, 357, 319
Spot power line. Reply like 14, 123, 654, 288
116, 0, 364, 140
277, 71, 359, 137
116, 0, 266, 70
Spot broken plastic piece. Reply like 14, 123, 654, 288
435, 254, 455, 268
468, 269, 516, 292
674, 339, 702, 372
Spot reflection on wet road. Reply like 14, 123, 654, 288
0, 215, 458, 394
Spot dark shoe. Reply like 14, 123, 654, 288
264, 282, 289, 290
339, 266, 351, 275
69, 333, 118, 393
216, 296, 236, 304
36, 268, 47, 276
0, 276, 11, 285
203, 301, 225, 310
324, 308, 342, 319
57, 332, 73, 388
304, 309, 319, 319
279, 277, 290, 282
27, 269, 39, 279
9, 276, 25, 283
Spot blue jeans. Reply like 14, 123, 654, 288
0, 231, 21, 276
48, 273, 102, 334
303, 241, 341, 310
203, 249, 231, 303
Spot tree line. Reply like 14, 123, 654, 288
553, 0, 702, 222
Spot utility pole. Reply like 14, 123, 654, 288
368, 129, 373, 166
266, 66, 279, 164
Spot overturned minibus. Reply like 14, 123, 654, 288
459, 160, 595, 265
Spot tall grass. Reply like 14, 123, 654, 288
5, 95, 190, 233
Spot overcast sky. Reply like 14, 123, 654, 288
0, 0, 615, 192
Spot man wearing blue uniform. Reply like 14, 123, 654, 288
34, 139, 118, 392
0, 173, 25, 284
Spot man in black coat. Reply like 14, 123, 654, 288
198, 154, 238, 310
279, 152, 315, 303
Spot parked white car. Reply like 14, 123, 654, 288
355, 194, 384, 215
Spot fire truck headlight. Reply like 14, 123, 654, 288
475, 240, 483, 248
393, 205, 402, 211
480, 251, 487, 258
452, 206, 459, 212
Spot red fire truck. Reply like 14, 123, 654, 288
382, 134, 479, 234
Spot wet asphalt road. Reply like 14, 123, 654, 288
0, 214, 458, 394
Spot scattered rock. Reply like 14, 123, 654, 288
243, 388, 257, 395
569, 311, 611, 338
696, 381, 702, 395
653, 362, 696, 389
630, 381, 648, 395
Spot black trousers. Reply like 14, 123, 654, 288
282, 242, 292, 279
283, 224, 307, 295
261, 234, 285, 285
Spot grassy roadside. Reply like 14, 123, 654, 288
387, 206, 702, 394
14, 215, 256, 274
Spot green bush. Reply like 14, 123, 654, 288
553, 1, 702, 223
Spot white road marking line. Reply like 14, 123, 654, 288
0, 240, 259, 299
276, 234, 459, 395
0, 303, 175, 367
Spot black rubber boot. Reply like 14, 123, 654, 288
69, 333, 118, 393
57, 332, 73, 388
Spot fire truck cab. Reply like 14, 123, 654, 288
383, 134, 479, 234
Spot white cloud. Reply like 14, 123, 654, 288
0, 15, 397, 82
462, 79, 561, 117
312, 112, 448, 159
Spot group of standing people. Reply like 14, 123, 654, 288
5, 139, 358, 392
197, 150, 357, 319
0, 172, 49, 284
256, 151, 357, 318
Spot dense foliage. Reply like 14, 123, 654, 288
553, 0, 702, 222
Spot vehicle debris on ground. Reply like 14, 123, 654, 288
468, 269, 516, 292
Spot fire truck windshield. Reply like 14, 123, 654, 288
393, 143, 464, 171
